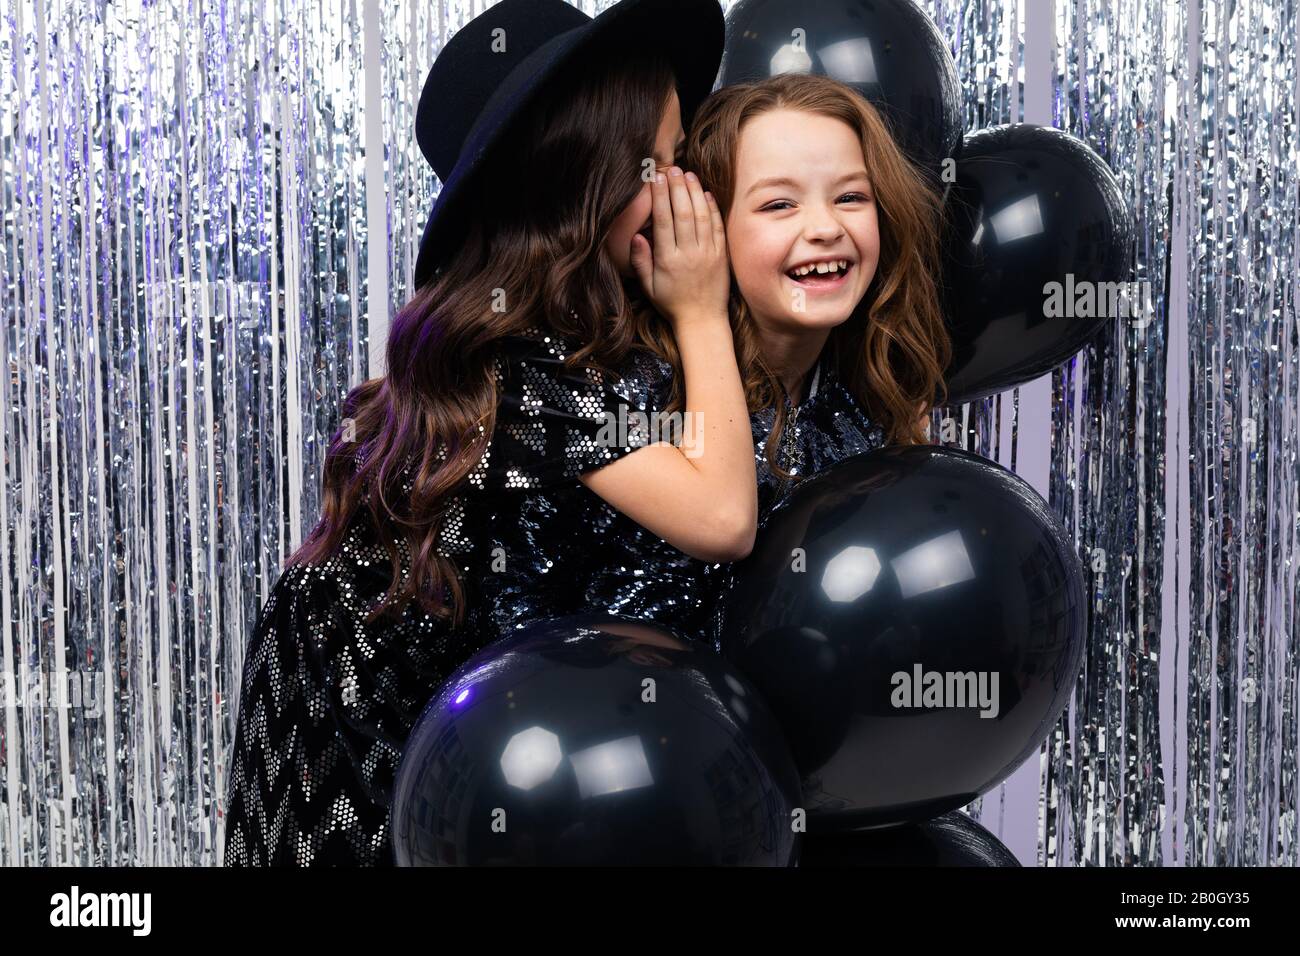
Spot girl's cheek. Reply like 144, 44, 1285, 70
728, 241, 770, 305
730, 220, 780, 287
633, 182, 652, 218
614, 184, 651, 236
858, 211, 882, 261
605, 186, 653, 274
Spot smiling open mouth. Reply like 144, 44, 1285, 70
785, 258, 854, 289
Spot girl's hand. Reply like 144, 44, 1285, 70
629, 166, 730, 330
583, 168, 754, 563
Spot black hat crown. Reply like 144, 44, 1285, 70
416, 0, 590, 182
412, 0, 724, 289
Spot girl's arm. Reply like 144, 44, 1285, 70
579, 168, 757, 564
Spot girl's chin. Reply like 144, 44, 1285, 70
767, 306, 854, 331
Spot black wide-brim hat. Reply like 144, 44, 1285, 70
413, 0, 725, 290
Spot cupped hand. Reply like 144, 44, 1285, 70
628, 166, 730, 330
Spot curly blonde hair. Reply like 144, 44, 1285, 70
686, 73, 951, 472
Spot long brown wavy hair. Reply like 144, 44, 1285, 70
685, 73, 951, 477
287, 47, 684, 625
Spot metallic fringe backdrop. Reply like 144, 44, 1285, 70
0, 0, 1295, 866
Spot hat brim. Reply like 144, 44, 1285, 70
414, 0, 724, 289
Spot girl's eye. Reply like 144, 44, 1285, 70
760, 194, 872, 211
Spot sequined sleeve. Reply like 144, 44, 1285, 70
476, 334, 677, 490
222, 512, 489, 866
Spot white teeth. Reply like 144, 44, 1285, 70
788, 258, 850, 278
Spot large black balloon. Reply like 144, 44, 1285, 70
391, 613, 802, 865
940, 124, 1133, 404
719, 445, 1086, 831
800, 811, 1020, 867
719, 0, 963, 178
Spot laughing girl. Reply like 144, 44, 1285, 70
684, 71, 952, 520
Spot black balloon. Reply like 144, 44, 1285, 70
719, 0, 963, 178
800, 811, 1020, 866
719, 445, 1086, 831
391, 613, 802, 865
940, 124, 1133, 404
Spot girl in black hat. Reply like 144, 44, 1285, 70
224, 0, 753, 866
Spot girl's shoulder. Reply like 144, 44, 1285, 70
494, 325, 676, 422
496, 326, 673, 400
481, 327, 677, 489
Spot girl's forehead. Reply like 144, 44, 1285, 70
734, 113, 869, 184
738, 110, 860, 153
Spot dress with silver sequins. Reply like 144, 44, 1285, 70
753, 352, 888, 514
222, 329, 885, 865
222, 328, 710, 866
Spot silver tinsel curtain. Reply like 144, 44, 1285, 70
0, 0, 1295, 866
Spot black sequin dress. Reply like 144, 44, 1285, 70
222, 329, 886, 866
223, 328, 714, 866
749, 351, 887, 515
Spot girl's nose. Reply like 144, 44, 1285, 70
803, 205, 845, 241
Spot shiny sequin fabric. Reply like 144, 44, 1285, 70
222, 327, 886, 865
222, 514, 486, 866
753, 354, 889, 515
472, 334, 724, 644
223, 328, 705, 865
